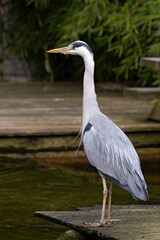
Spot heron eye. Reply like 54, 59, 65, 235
72, 45, 75, 50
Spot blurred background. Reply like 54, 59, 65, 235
0, 1, 160, 240
1, 0, 160, 86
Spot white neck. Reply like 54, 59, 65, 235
82, 52, 100, 132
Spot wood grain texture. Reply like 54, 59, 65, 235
0, 82, 160, 137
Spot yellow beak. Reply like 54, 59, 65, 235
47, 46, 70, 54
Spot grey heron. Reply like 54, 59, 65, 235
47, 41, 148, 227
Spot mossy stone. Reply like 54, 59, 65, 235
56, 230, 86, 240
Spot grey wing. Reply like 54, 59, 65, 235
83, 114, 148, 201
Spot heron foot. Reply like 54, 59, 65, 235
102, 220, 112, 227
84, 220, 112, 227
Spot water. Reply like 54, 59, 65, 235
0, 158, 160, 240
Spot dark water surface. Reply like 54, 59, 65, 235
0, 158, 160, 240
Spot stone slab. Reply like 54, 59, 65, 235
149, 97, 160, 121
0, 131, 160, 154
140, 57, 160, 70
123, 87, 160, 100
35, 205, 160, 240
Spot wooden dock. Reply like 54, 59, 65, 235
35, 205, 160, 240
0, 82, 160, 160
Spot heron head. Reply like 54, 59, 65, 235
47, 40, 93, 57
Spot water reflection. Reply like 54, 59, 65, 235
0, 158, 159, 240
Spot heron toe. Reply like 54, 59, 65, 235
84, 221, 102, 227
84, 220, 112, 227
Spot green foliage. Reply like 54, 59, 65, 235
1, 0, 160, 86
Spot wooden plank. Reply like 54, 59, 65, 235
0, 83, 160, 137
35, 205, 160, 240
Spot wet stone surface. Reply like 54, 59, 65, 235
57, 230, 87, 240
35, 205, 160, 240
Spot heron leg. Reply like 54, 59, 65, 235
100, 177, 107, 224
84, 176, 112, 227
84, 177, 108, 227
100, 181, 112, 227
84, 177, 112, 227
107, 182, 112, 225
